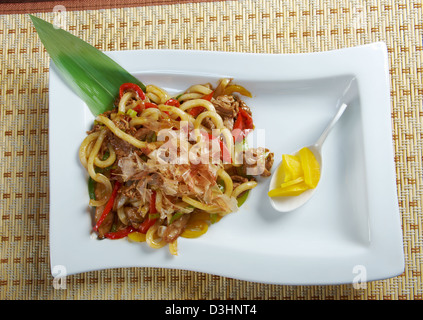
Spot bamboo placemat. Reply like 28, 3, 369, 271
0, 0, 422, 300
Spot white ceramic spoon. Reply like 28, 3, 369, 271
268, 102, 348, 212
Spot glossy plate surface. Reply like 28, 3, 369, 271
49, 43, 404, 285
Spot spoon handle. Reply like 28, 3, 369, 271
315, 103, 348, 148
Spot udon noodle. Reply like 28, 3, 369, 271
79, 78, 274, 255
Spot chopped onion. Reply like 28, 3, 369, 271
117, 206, 129, 225
158, 225, 167, 237
213, 78, 232, 98
115, 194, 128, 210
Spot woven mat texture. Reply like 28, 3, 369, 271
0, 0, 422, 300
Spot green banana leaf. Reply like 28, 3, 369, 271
29, 14, 146, 116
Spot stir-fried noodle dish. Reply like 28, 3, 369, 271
79, 78, 274, 255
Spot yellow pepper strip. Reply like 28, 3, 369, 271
187, 210, 223, 224
181, 220, 209, 238
127, 231, 146, 242
189, 211, 211, 221
222, 85, 252, 98
169, 240, 178, 256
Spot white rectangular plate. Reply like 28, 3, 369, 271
49, 42, 404, 285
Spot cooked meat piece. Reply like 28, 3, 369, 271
113, 115, 131, 132
238, 99, 252, 115
106, 131, 135, 158
212, 95, 238, 119
265, 152, 274, 175
258, 150, 274, 177
239, 148, 274, 177
162, 213, 191, 243
86, 123, 103, 135
231, 174, 249, 189
231, 175, 248, 183
124, 207, 143, 229
120, 182, 142, 200
202, 117, 216, 130
95, 205, 114, 238
134, 127, 154, 140
260, 168, 271, 177
222, 117, 234, 131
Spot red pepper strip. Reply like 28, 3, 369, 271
202, 91, 214, 101
138, 217, 156, 234
187, 91, 214, 117
233, 111, 243, 130
132, 102, 156, 116
219, 139, 231, 163
133, 101, 171, 117
144, 102, 158, 109
119, 83, 146, 100
104, 226, 135, 239
232, 115, 244, 142
207, 133, 231, 163
93, 181, 121, 232
232, 108, 254, 142
139, 190, 157, 234
165, 98, 181, 120
239, 108, 254, 129
144, 102, 170, 116
165, 98, 180, 107
132, 104, 143, 115
189, 106, 205, 117
149, 190, 157, 213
